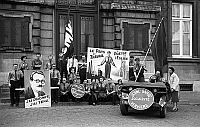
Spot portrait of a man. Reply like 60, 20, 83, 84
25, 71, 46, 100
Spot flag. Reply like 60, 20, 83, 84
63, 18, 74, 58
151, 20, 167, 72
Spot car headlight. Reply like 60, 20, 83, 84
128, 87, 133, 91
122, 92, 129, 99
153, 88, 157, 93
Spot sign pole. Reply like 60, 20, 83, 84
135, 17, 164, 82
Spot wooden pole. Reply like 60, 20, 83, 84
135, 17, 164, 82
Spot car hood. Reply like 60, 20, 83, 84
122, 81, 166, 88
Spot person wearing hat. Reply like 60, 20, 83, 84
168, 67, 179, 112
50, 64, 61, 103
98, 51, 116, 78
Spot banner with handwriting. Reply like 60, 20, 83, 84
24, 70, 51, 108
87, 47, 130, 81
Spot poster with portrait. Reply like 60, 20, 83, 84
24, 70, 51, 108
87, 47, 130, 81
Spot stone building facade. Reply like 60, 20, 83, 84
0, 0, 55, 84
0, 0, 200, 91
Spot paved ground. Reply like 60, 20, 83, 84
179, 91, 200, 105
0, 91, 200, 127
0, 103, 200, 127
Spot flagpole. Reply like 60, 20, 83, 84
65, 3, 71, 80
135, 17, 164, 82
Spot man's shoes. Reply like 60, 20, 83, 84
10, 104, 14, 107
172, 108, 178, 112
16, 104, 19, 107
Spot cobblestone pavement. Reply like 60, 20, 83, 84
0, 103, 200, 127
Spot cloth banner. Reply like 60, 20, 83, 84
151, 20, 167, 73
87, 47, 130, 81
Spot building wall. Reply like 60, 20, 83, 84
99, 0, 200, 90
100, 0, 167, 79
0, 2, 55, 84
167, 0, 200, 90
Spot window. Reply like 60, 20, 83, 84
59, 15, 95, 54
123, 22, 150, 51
0, 14, 32, 51
172, 3, 192, 57
81, 16, 94, 53
102, 18, 114, 48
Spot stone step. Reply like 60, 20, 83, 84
0, 97, 25, 103
0, 92, 10, 98
0, 87, 10, 93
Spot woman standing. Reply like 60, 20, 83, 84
168, 67, 180, 112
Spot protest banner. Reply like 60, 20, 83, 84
87, 47, 130, 81
128, 88, 154, 110
24, 70, 51, 108
71, 84, 85, 98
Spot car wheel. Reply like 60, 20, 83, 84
160, 106, 166, 118
120, 102, 129, 116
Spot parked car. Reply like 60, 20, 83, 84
119, 81, 169, 118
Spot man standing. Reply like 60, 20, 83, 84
32, 53, 43, 70
67, 55, 78, 74
45, 55, 53, 70
168, 67, 179, 112
50, 64, 61, 103
19, 56, 29, 88
129, 56, 135, 81
134, 58, 147, 82
8, 64, 23, 107
79, 55, 87, 84
58, 52, 68, 82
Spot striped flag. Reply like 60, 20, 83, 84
63, 19, 74, 58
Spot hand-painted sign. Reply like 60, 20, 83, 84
87, 47, 130, 81
24, 70, 51, 108
128, 88, 154, 110
71, 84, 85, 98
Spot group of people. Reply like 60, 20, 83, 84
59, 77, 122, 106
7, 53, 87, 106
149, 67, 180, 112
129, 56, 180, 112
129, 56, 147, 82
8, 52, 180, 111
